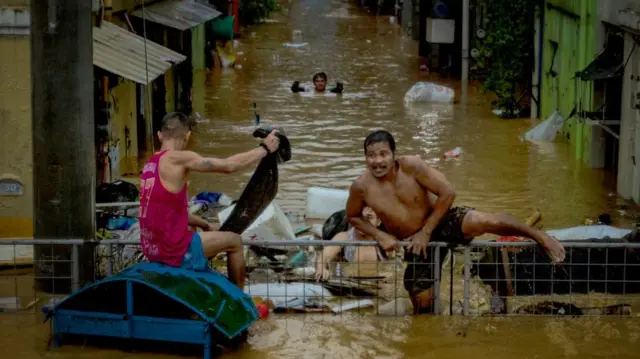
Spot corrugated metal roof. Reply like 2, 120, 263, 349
93, 22, 187, 85
130, 0, 222, 31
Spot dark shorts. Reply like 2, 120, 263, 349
403, 206, 473, 296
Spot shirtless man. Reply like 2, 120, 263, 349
346, 130, 566, 313
139, 112, 280, 289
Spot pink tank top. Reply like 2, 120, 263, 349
139, 150, 194, 267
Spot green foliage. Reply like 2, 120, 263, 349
240, 0, 281, 26
476, 0, 537, 113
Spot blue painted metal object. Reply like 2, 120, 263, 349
42, 262, 259, 359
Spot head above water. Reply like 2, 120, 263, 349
313, 72, 328, 92
158, 112, 194, 150
364, 130, 396, 178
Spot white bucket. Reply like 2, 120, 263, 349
306, 187, 349, 219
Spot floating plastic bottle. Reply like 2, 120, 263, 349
443, 147, 463, 159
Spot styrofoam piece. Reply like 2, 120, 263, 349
546, 225, 632, 241
330, 299, 374, 313
306, 187, 349, 219
244, 283, 332, 307
217, 201, 296, 242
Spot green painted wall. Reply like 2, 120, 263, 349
540, 0, 597, 164
191, 23, 206, 71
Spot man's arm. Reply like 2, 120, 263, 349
291, 81, 306, 93
168, 147, 268, 174
404, 156, 456, 236
346, 181, 385, 239
329, 82, 343, 94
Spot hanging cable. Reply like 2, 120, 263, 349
134, 0, 154, 153
141, 1, 154, 153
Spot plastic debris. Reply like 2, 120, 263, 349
244, 283, 333, 308
330, 299, 374, 313
443, 147, 463, 159
282, 42, 308, 48
522, 111, 565, 142
404, 82, 455, 104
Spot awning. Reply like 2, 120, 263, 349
130, 0, 222, 31
93, 22, 187, 85
576, 33, 625, 81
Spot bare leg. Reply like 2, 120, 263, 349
199, 231, 246, 289
461, 211, 566, 263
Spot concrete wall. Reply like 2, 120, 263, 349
0, 34, 32, 238
191, 23, 206, 71
165, 67, 176, 113
616, 5, 640, 203
108, 79, 139, 179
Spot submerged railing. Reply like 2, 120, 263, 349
1, 238, 640, 317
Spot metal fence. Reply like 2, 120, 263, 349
1, 238, 640, 317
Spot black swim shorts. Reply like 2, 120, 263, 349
403, 206, 473, 296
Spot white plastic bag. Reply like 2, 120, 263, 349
523, 111, 565, 142
404, 82, 455, 104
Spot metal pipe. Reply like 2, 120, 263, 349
531, 1, 542, 119
463, 247, 471, 315
93, 239, 640, 248
433, 247, 441, 314
2, 238, 640, 249
461, 0, 470, 104
95, 201, 140, 208
0, 239, 86, 245
71, 244, 80, 291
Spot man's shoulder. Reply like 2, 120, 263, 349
397, 155, 427, 174
350, 172, 371, 192
161, 150, 199, 166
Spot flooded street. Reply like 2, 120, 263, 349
190, 0, 630, 230
2, 0, 640, 358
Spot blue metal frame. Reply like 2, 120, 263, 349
43, 263, 259, 359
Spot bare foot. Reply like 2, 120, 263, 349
538, 233, 566, 263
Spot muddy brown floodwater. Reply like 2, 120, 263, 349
2, 0, 640, 358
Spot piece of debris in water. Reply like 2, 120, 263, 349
331, 299, 374, 313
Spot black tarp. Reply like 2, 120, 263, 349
219, 126, 291, 258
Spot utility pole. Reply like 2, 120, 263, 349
461, 0, 469, 104
31, 1, 95, 293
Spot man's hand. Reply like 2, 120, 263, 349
204, 222, 216, 231
262, 130, 280, 153
407, 229, 430, 259
315, 266, 331, 281
376, 232, 399, 253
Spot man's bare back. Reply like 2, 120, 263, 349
354, 156, 435, 239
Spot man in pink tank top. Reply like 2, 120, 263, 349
139, 112, 280, 289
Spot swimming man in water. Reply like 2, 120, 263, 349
346, 130, 566, 314
291, 72, 343, 94
139, 112, 280, 289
